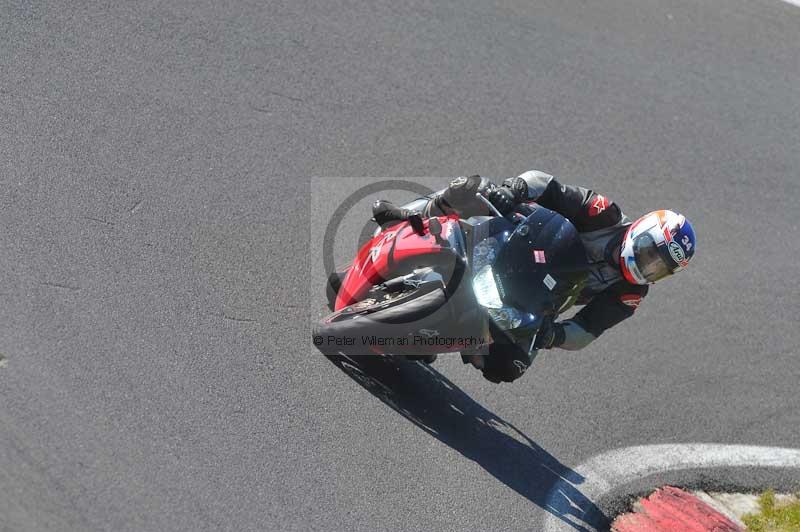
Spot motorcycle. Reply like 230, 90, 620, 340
313, 194, 590, 367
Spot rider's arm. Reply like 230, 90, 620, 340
557, 282, 649, 350
505, 170, 624, 232
430, 175, 518, 217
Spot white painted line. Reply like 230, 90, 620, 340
542, 444, 800, 531
781, 0, 800, 7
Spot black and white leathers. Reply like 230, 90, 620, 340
403, 170, 649, 352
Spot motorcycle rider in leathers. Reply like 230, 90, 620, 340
364, 170, 697, 384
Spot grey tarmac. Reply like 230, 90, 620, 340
1, 0, 799, 531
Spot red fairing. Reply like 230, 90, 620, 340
334, 216, 459, 311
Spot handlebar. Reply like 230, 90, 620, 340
474, 192, 504, 218
475, 192, 526, 223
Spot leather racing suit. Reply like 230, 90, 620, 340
396, 170, 649, 384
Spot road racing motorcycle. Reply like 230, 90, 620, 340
313, 195, 590, 366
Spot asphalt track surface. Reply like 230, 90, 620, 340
1, 1, 799, 531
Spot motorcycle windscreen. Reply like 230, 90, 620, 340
492, 207, 588, 317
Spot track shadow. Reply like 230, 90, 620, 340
324, 354, 609, 531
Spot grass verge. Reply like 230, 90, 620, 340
742, 490, 800, 531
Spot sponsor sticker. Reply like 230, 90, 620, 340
368, 231, 397, 263
668, 241, 686, 265
533, 249, 546, 264
368, 242, 382, 263
543, 274, 557, 291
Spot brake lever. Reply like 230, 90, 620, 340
475, 193, 504, 217
475, 193, 522, 224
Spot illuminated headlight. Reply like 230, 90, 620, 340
472, 266, 503, 309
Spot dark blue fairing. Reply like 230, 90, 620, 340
492, 206, 588, 316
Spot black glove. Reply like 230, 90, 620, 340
406, 211, 425, 234
443, 175, 482, 206
501, 177, 530, 202
485, 185, 516, 215
533, 320, 565, 350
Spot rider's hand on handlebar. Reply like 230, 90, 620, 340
486, 186, 516, 215
534, 320, 565, 350
501, 177, 530, 203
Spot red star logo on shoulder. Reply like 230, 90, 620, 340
588, 195, 610, 217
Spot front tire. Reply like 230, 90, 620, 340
313, 282, 448, 356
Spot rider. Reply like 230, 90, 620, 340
370, 171, 697, 384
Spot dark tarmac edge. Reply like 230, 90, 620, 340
597, 467, 800, 525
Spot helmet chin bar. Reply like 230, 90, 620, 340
619, 212, 664, 285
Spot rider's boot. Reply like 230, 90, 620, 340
372, 200, 425, 234
326, 270, 347, 311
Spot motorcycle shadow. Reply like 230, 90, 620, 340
324, 354, 609, 531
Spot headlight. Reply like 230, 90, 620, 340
488, 308, 538, 332
472, 266, 503, 309
487, 307, 522, 330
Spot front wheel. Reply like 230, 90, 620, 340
406, 354, 438, 364
313, 282, 450, 357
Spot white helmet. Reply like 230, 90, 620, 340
620, 210, 696, 285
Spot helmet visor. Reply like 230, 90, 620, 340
632, 233, 673, 283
